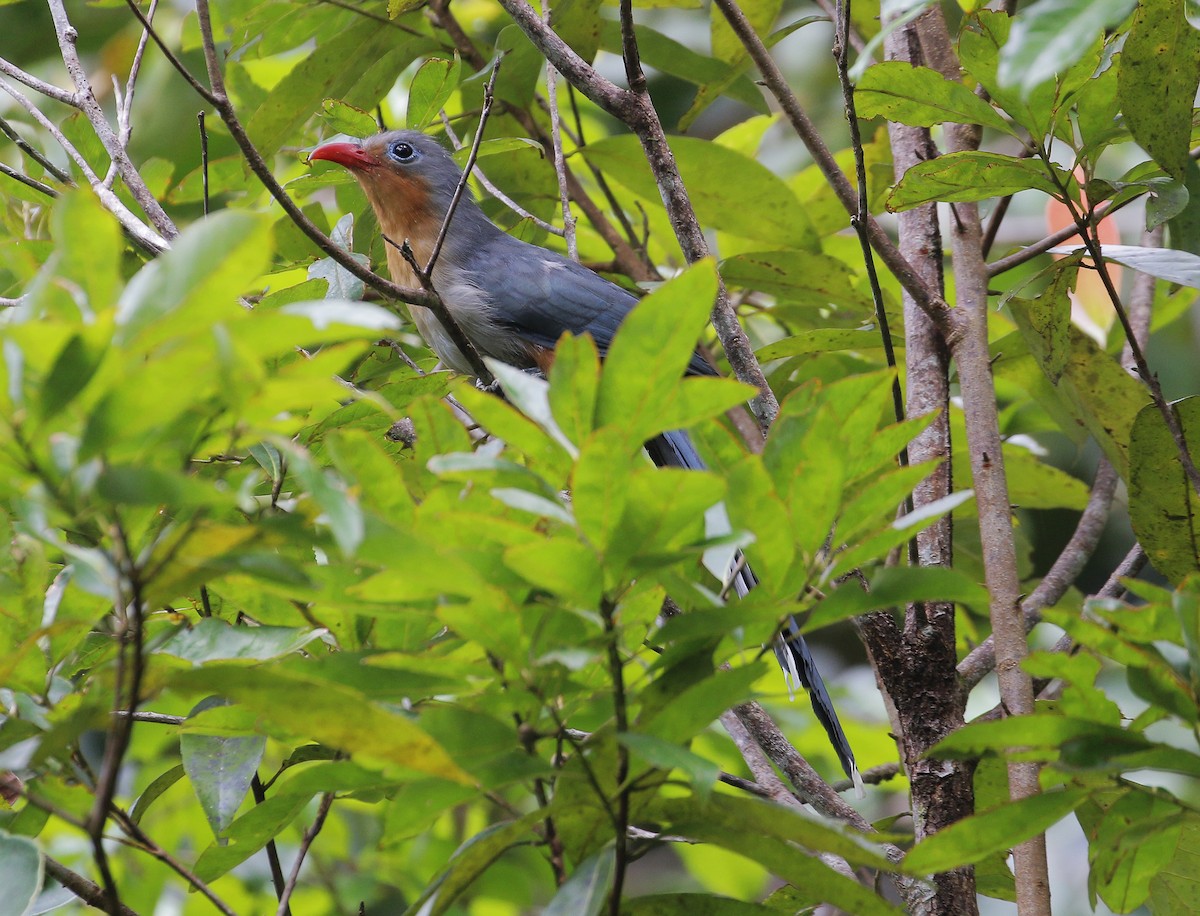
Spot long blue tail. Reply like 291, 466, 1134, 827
648, 429, 860, 790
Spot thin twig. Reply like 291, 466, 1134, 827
0, 76, 168, 253
0, 55, 79, 106
120, 0, 219, 105
0, 161, 59, 197
276, 793, 336, 916
47, 0, 177, 239
712, 0, 955, 338
43, 858, 139, 916
198, 111, 209, 216
601, 598, 629, 916
541, 0, 577, 259
499, 0, 778, 425
832, 0, 908, 453
253, 774, 292, 914
986, 197, 1129, 277
424, 59, 502, 277
0, 115, 71, 182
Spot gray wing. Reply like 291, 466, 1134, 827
477, 234, 714, 376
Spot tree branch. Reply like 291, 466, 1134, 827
712, 0, 955, 337
500, 0, 779, 426
47, 0, 177, 240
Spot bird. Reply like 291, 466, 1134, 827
308, 129, 860, 790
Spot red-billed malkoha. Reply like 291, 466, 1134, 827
309, 130, 860, 789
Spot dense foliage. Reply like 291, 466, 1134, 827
0, 1, 1198, 914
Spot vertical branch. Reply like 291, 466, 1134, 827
600, 599, 629, 916
541, 0, 577, 259
913, 12, 1051, 912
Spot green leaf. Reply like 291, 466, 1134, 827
596, 22, 769, 120
636, 662, 765, 745
856, 62, 1011, 133
404, 815, 542, 916
157, 618, 324, 664
548, 331, 601, 447
1148, 813, 1200, 915
50, 188, 122, 317
582, 137, 817, 250
720, 250, 871, 313
931, 713, 1151, 759
617, 734, 720, 800
280, 441, 365, 557
1129, 398, 1200, 583
244, 19, 408, 160
0, 831, 42, 916
168, 664, 472, 783
504, 537, 602, 606
115, 210, 271, 349
543, 845, 614, 916
1117, 0, 1200, 181
38, 332, 106, 420
904, 787, 1091, 873
407, 56, 462, 131
1048, 243, 1200, 289
130, 764, 186, 825
1003, 319, 1149, 478
487, 360, 579, 458
1090, 790, 1185, 912
652, 796, 899, 914
996, 0, 1136, 97
806, 565, 990, 629
194, 792, 312, 882
1006, 256, 1079, 384
180, 697, 267, 839
596, 261, 718, 444
757, 327, 894, 360
317, 99, 379, 138
889, 152, 1065, 210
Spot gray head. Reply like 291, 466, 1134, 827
309, 129, 495, 247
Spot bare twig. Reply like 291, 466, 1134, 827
253, 774, 292, 915
438, 113, 565, 236
112, 806, 238, 916
47, 0, 177, 239
541, 0, 577, 259
43, 858, 139, 916
276, 793, 336, 916
0, 55, 79, 106
958, 459, 1120, 690
601, 597, 630, 916
0, 115, 71, 182
498, 0, 778, 425
0, 161, 59, 197
832, 1, 907, 441
425, 59, 502, 277
198, 111, 210, 217
712, 0, 955, 338
987, 197, 1129, 277
0, 76, 168, 253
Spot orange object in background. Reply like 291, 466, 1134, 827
1044, 173, 1123, 343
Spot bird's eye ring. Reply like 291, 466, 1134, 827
390, 141, 417, 162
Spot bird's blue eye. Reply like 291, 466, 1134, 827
390, 141, 417, 163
